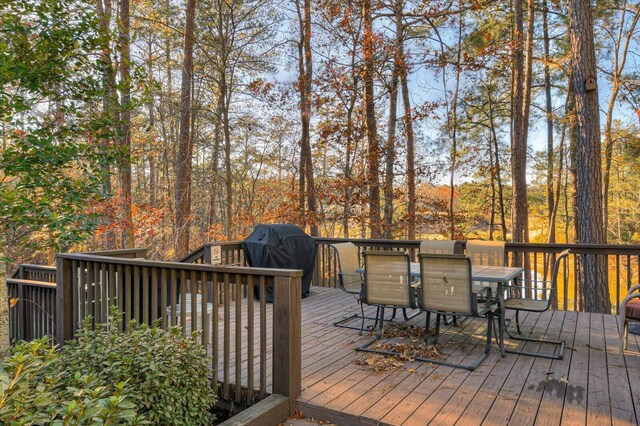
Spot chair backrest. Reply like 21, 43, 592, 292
331, 242, 361, 293
418, 254, 474, 315
548, 249, 571, 299
362, 251, 411, 307
420, 240, 459, 255
465, 240, 506, 267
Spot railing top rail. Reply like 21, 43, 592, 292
57, 253, 303, 278
178, 245, 206, 263
18, 264, 57, 271
311, 237, 640, 254
82, 248, 148, 258
7, 278, 57, 289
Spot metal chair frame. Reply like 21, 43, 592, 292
502, 249, 570, 360
331, 242, 380, 333
414, 254, 497, 371
620, 284, 640, 357
355, 251, 418, 354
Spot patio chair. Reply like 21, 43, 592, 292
415, 254, 496, 371
619, 283, 640, 356
502, 249, 570, 360
355, 251, 414, 354
420, 240, 463, 325
331, 242, 369, 332
419, 240, 461, 255
466, 240, 506, 296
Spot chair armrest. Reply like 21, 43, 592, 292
625, 284, 640, 295
621, 285, 640, 313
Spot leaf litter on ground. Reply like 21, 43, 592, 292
355, 323, 443, 372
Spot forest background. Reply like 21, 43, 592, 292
1, 0, 639, 271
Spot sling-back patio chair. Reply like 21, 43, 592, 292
620, 283, 640, 357
415, 254, 496, 371
355, 251, 415, 354
420, 240, 463, 325
466, 240, 506, 296
419, 240, 461, 255
331, 242, 372, 333
502, 249, 570, 360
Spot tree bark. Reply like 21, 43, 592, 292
383, 0, 402, 239
542, 0, 555, 244
568, 0, 610, 313
362, 0, 381, 238
174, 0, 197, 258
96, 0, 116, 250
401, 73, 416, 241
510, 0, 532, 276
296, 0, 318, 236
118, 0, 135, 249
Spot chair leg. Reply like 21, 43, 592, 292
333, 297, 380, 332
515, 311, 521, 334
402, 308, 421, 321
414, 312, 492, 371
356, 307, 402, 356
619, 319, 627, 360
623, 321, 629, 351
433, 314, 441, 345
504, 310, 564, 360
424, 311, 431, 345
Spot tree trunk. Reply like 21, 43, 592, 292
209, 97, 222, 230
174, 0, 197, 258
542, 0, 555, 244
383, 0, 402, 239
510, 0, 532, 276
568, 0, 610, 313
362, 0, 381, 238
296, 0, 318, 236
401, 73, 416, 241
449, 10, 463, 240
488, 94, 507, 240
96, 0, 116, 250
118, 0, 135, 249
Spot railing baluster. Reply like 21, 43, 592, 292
223, 273, 231, 400
235, 273, 242, 404
247, 275, 254, 405
142, 266, 150, 325
133, 265, 141, 323
212, 271, 219, 385
260, 275, 267, 397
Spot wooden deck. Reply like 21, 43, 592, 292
285, 287, 639, 426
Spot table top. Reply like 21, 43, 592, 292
357, 263, 523, 283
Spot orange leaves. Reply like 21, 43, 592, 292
10, 298, 19, 308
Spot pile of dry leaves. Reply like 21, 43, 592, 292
355, 323, 443, 372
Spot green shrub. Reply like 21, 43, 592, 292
62, 311, 216, 425
0, 338, 140, 425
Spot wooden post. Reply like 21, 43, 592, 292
272, 274, 302, 410
56, 256, 74, 345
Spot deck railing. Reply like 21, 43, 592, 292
7, 278, 56, 342
55, 253, 301, 409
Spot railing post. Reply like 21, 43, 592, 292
272, 274, 301, 410
56, 256, 74, 345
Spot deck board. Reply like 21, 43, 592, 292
212, 286, 637, 425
